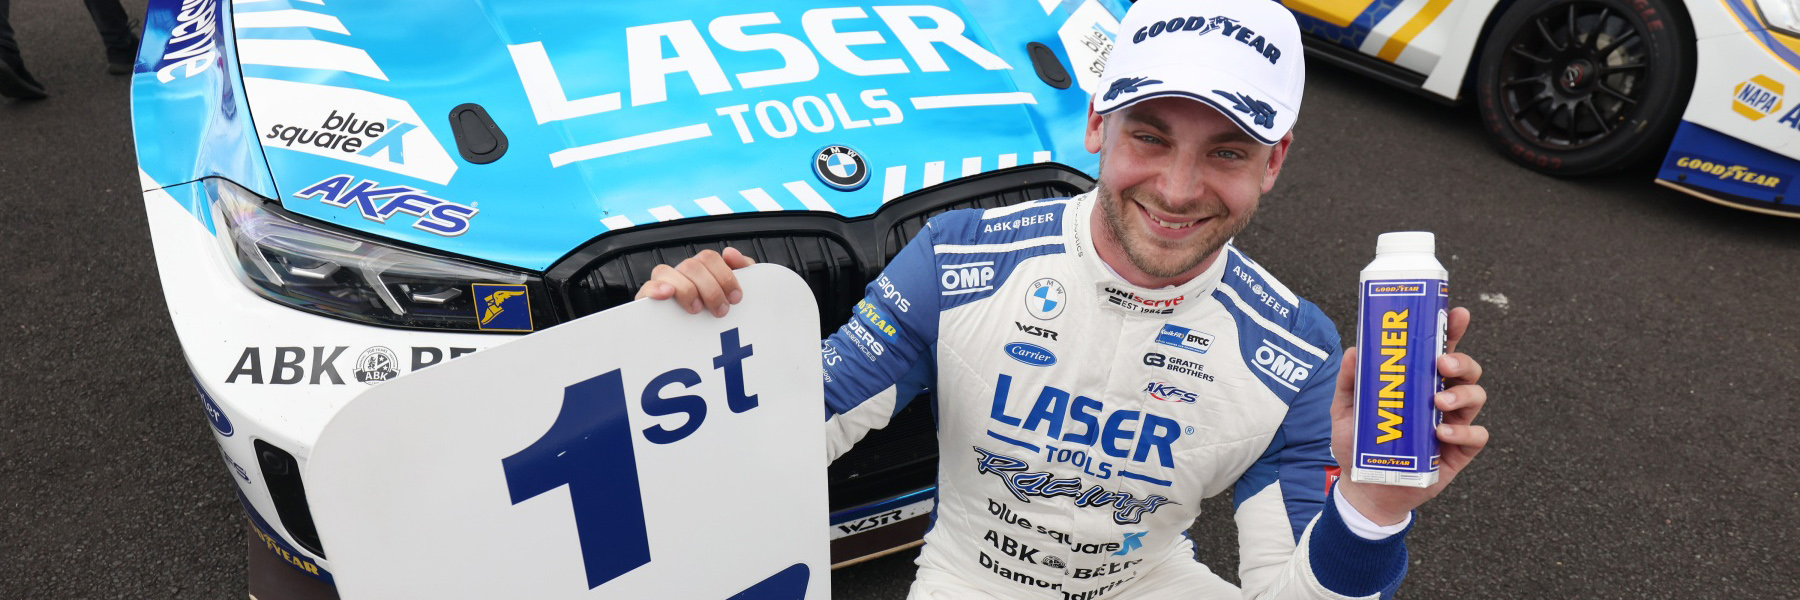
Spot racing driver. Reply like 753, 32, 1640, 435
636, 0, 1491, 597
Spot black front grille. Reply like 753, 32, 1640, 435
559, 233, 864, 333
544, 164, 1095, 510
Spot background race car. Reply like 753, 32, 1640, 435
132, 0, 1130, 597
1281, 0, 1800, 216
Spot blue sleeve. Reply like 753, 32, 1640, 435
819, 218, 941, 459
1231, 302, 1408, 598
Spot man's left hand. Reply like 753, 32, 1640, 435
1330, 306, 1489, 525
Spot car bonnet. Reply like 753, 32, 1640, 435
228, 0, 1123, 271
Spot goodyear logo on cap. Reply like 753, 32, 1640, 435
1733, 75, 1784, 121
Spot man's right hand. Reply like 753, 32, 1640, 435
633, 247, 756, 317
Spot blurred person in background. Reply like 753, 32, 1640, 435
0, 0, 139, 101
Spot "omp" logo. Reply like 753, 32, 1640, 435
941, 261, 996, 296
1252, 340, 1312, 388
1734, 75, 1784, 121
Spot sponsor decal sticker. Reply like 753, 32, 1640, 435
875, 274, 912, 312
1251, 340, 1313, 387
1014, 321, 1059, 341
1056, 0, 1120, 92
831, 497, 933, 540
941, 261, 997, 296
199, 384, 232, 436
1102, 286, 1180, 315
981, 210, 1057, 234
983, 529, 1057, 568
1004, 342, 1056, 366
293, 175, 479, 236
987, 374, 1184, 484
855, 299, 900, 342
986, 498, 1126, 555
973, 446, 1175, 524
474, 284, 533, 332
1130, 15, 1282, 64
1143, 381, 1197, 403
843, 319, 887, 360
1368, 282, 1427, 296
1154, 324, 1214, 354
225, 346, 477, 385
1672, 156, 1785, 189
1114, 531, 1146, 556
244, 78, 460, 184
1025, 278, 1066, 320
1230, 265, 1292, 317
1733, 75, 1784, 121
264, 110, 409, 159
155, 0, 219, 83
223, 450, 252, 483
1213, 89, 1276, 129
812, 145, 869, 191
1104, 76, 1161, 101
1142, 352, 1215, 382
352, 346, 400, 385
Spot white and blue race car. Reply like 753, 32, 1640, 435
132, 0, 1129, 597
1279, 0, 1800, 216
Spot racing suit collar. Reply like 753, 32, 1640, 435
1067, 190, 1228, 318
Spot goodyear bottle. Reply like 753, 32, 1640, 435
1351, 232, 1447, 488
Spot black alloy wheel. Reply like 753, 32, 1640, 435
1476, 0, 1694, 175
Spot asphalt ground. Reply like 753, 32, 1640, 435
3, 1, 1798, 598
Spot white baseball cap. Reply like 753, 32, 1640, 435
1092, 0, 1306, 145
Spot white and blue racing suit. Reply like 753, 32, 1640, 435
822, 191, 1410, 599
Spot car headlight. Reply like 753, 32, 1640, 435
208, 178, 552, 333
1755, 0, 1800, 37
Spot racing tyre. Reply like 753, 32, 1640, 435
1476, 0, 1695, 175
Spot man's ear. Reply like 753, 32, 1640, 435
1261, 131, 1294, 194
1084, 100, 1105, 154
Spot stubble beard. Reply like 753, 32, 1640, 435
1096, 178, 1252, 280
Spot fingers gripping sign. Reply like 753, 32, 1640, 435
636, 247, 756, 317
309, 264, 827, 599
1333, 306, 1490, 525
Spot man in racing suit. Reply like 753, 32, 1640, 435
637, 0, 1490, 598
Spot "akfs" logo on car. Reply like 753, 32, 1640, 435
294, 175, 479, 236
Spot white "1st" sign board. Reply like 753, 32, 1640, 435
307, 265, 829, 599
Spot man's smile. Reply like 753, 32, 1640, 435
1134, 198, 1212, 238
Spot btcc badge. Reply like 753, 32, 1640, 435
813, 145, 869, 191
474, 283, 533, 332
1025, 278, 1066, 320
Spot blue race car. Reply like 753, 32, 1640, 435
132, 0, 1125, 596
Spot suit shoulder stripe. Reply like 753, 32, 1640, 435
936, 239, 1064, 254
980, 198, 1070, 219
1215, 285, 1329, 360
1226, 246, 1297, 303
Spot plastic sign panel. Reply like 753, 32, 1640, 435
307, 265, 827, 599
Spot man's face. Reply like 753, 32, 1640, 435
1083, 97, 1292, 284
